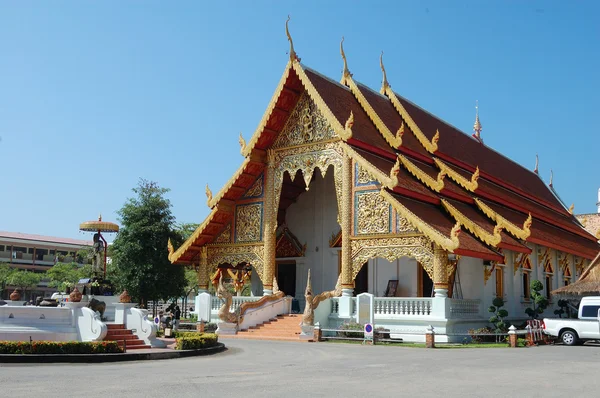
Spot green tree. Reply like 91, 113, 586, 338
0, 263, 15, 299
176, 222, 200, 242
111, 179, 186, 307
525, 279, 549, 319
8, 270, 42, 297
488, 297, 509, 339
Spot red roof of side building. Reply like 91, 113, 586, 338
0, 231, 93, 247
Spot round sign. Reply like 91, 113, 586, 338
364, 323, 373, 334
154, 316, 160, 325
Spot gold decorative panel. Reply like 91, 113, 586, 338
351, 235, 434, 279
397, 214, 419, 234
355, 163, 377, 186
272, 92, 336, 149
207, 244, 264, 282
355, 191, 390, 235
243, 175, 263, 198
214, 223, 231, 244
235, 203, 263, 243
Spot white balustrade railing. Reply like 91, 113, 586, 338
331, 298, 340, 314
449, 299, 481, 318
211, 296, 261, 312
374, 298, 432, 316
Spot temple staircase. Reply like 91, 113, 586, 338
104, 323, 150, 350
221, 314, 304, 342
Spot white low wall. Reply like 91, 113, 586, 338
238, 296, 292, 331
0, 303, 106, 342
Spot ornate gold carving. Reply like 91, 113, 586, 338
399, 154, 446, 192
276, 226, 306, 258
575, 257, 586, 275
198, 247, 209, 289
207, 244, 264, 283
262, 159, 276, 290
433, 246, 449, 289
356, 162, 376, 185
273, 92, 336, 149
434, 159, 479, 191
167, 238, 174, 261
272, 143, 344, 225
235, 203, 263, 243
243, 175, 263, 198
381, 189, 460, 252
441, 199, 502, 247
340, 37, 352, 82
238, 132, 246, 155
568, 204, 575, 214
286, 16, 300, 63
343, 145, 399, 188
379, 51, 390, 94
351, 235, 434, 280
484, 262, 496, 285
345, 72, 402, 148
558, 252, 571, 273
397, 214, 419, 234
382, 85, 439, 153
356, 191, 390, 235
214, 223, 232, 244
292, 63, 352, 141
341, 154, 353, 288
344, 111, 354, 137
538, 247, 551, 266
475, 198, 532, 240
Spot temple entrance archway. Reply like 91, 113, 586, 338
276, 261, 296, 297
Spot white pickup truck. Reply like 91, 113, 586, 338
543, 297, 600, 345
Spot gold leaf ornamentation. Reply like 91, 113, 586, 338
475, 198, 532, 240
397, 214, 419, 234
214, 223, 232, 244
351, 235, 434, 279
207, 244, 264, 283
356, 191, 390, 235
441, 199, 502, 247
273, 92, 336, 149
399, 154, 445, 192
434, 159, 479, 191
235, 203, 263, 243
243, 175, 264, 198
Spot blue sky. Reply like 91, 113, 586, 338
1, 1, 598, 241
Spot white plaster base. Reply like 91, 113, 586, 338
216, 322, 238, 335
299, 325, 314, 341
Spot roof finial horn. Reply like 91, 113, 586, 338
340, 36, 352, 84
380, 51, 390, 94
473, 100, 482, 143
549, 169, 554, 188
285, 16, 300, 62
534, 154, 539, 174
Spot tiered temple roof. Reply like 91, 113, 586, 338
170, 36, 599, 266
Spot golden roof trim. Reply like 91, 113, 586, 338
434, 158, 479, 191
379, 51, 390, 94
285, 16, 300, 63
441, 199, 502, 247
206, 157, 251, 208
380, 189, 460, 252
398, 154, 445, 192
343, 72, 402, 148
169, 208, 218, 264
474, 198, 532, 240
342, 144, 399, 188
382, 85, 439, 153
292, 63, 352, 141
339, 37, 352, 82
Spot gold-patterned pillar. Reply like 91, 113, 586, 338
197, 247, 209, 292
433, 245, 449, 297
262, 151, 276, 295
340, 154, 353, 295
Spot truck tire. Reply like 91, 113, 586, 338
560, 330, 578, 346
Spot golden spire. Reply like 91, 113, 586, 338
380, 51, 390, 94
340, 36, 352, 82
473, 100, 482, 141
285, 16, 300, 62
534, 154, 539, 174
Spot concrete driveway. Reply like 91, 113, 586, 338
1, 340, 599, 397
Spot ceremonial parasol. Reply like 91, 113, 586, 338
79, 215, 119, 279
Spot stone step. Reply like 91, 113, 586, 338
105, 334, 138, 341
106, 324, 126, 330
106, 330, 133, 336
121, 344, 151, 350
219, 334, 307, 342
115, 339, 146, 347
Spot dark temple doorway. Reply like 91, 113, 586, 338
277, 261, 296, 297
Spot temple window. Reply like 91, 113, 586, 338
543, 258, 554, 300
522, 257, 532, 300
563, 265, 572, 286
495, 266, 504, 298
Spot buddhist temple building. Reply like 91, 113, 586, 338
169, 23, 599, 339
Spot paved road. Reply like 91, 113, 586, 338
1, 340, 599, 397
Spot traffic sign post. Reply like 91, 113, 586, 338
363, 323, 374, 344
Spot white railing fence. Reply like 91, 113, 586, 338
374, 298, 433, 316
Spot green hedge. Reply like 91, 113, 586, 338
0, 341, 123, 355
175, 333, 218, 350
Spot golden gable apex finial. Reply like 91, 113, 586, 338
205, 183, 213, 207
340, 37, 352, 83
238, 132, 246, 155
473, 100, 482, 142
568, 203, 575, 214
380, 51, 390, 94
286, 16, 300, 63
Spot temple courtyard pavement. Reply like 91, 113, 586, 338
1, 340, 599, 397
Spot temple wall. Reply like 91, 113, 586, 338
457, 257, 484, 300
285, 167, 339, 301
366, 257, 419, 297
